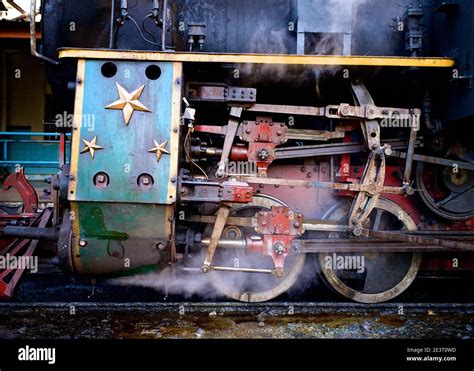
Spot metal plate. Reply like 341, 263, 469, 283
68, 59, 182, 204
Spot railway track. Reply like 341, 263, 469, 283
0, 301, 473, 339
1, 301, 474, 314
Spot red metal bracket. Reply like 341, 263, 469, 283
3, 169, 39, 214
242, 117, 286, 175
0, 209, 52, 298
221, 181, 253, 203
253, 207, 304, 270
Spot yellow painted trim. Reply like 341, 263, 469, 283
68, 59, 86, 202
70, 202, 83, 273
59, 49, 455, 68
68, 59, 86, 274
166, 62, 182, 205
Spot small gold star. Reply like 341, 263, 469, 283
81, 136, 103, 159
105, 82, 151, 126
148, 140, 170, 162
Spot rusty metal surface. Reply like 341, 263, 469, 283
202, 203, 232, 269
0, 209, 52, 298
275, 139, 422, 160
0, 302, 473, 339
188, 83, 257, 104
2, 169, 38, 214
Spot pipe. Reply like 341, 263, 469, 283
3, 226, 59, 241
161, 0, 167, 51
30, 0, 59, 65
109, 0, 115, 49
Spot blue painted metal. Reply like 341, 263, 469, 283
0, 132, 71, 175
73, 60, 176, 204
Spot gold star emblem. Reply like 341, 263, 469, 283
81, 136, 103, 159
105, 82, 151, 126
148, 140, 170, 162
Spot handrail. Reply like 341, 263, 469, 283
0, 132, 70, 168
0, 132, 71, 137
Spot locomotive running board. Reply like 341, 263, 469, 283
58, 49, 455, 68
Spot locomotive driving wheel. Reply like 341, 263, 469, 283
319, 198, 421, 304
416, 160, 474, 221
202, 194, 306, 302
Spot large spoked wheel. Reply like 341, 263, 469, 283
319, 198, 422, 304
416, 161, 474, 221
203, 194, 306, 302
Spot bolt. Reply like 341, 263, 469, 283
171, 177, 177, 184
156, 243, 165, 250
261, 220, 268, 226
201, 265, 210, 274
246, 129, 252, 134
97, 175, 106, 183
294, 221, 301, 228
79, 240, 88, 248
352, 227, 362, 237
277, 131, 283, 136
371, 144, 379, 151
142, 177, 150, 185
273, 241, 286, 255
405, 186, 415, 196
257, 149, 270, 160
274, 268, 284, 278
341, 107, 350, 116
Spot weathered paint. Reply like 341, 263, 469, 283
59, 49, 456, 68
71, 202, 170, 274
68, 59, 181, 204
67, 56, 180, 274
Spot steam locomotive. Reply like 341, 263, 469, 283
1, 0, 473, 303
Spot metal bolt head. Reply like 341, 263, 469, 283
274, 268, 284, 278
156, 243, 165, 250
79, 240, 88, 247
405, 186, 415, 196
257, 149, 270, 160
273, 241, 286, 255
352, 227, 362, 237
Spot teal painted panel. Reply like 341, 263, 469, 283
74, 60, 176, 204
2, 141, 71, 175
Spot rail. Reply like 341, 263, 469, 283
0, 132, 70, 170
